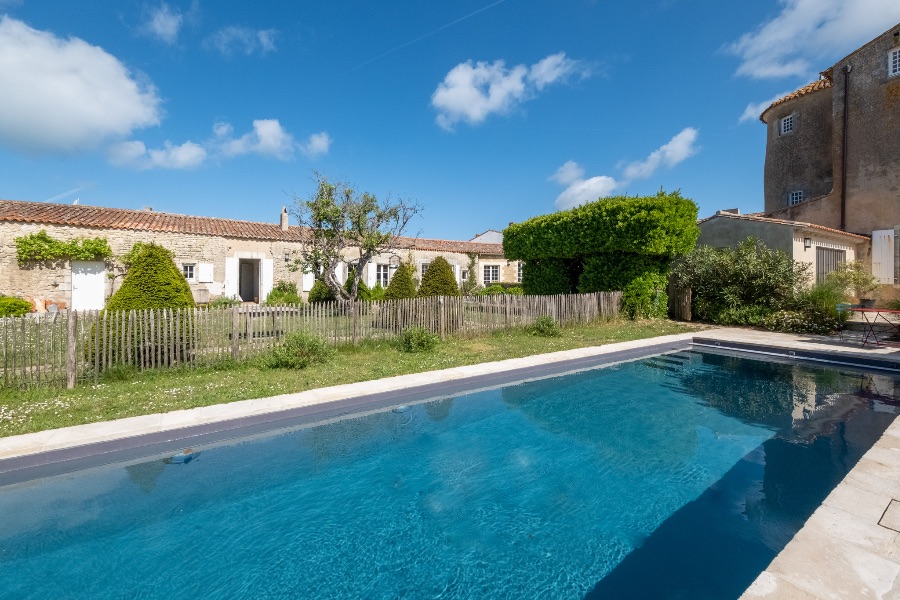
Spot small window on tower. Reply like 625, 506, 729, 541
780, 114, 794, 135
788, 190, 804, 205
890, 47, 900, 77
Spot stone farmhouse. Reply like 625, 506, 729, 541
699, 22, 900, 284
0, 199, 521, 311
758, 21, 900, 283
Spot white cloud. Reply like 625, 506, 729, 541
141, 3, 183, 45
551, 128, 700, 210
622, 128, 699, 181
431, 52, 588, 130
205, 26, 277, 56
108, 140, 206, 170
217, 119, 295, 160
0, 16, 161, 154
301, 132, 331, 158
729, 0, 900, 79
555, 176, 620, 211
549, 160, 585, 186
738, 91, 794, 123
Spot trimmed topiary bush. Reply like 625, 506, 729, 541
398, 326, 439, 352
0, 296, 31, 317
344, 269, 372, 300
106, 243, 195, 311
384, 262, 417, 299
264, 281, 304, 306
308, 279, 336, 303
418, 257, 460, 297
262, 331, 333, 369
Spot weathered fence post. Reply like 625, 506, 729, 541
352, 300, 359, 345
439, 297, 446, 339
66, 310, 76, 389
231, 306, 240, 360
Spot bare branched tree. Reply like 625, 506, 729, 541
290, 173, 422, 301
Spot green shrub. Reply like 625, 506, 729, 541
418, 257, 460, 297
209, 295, 241, 307
106, 243, 195, 311
0, 296, 31, 317
384, 263, 417, 299
262, 331, 333, 369
521, 258, 579, 295
715, 305, 772, 326
524, 316, 561, 337
671, 237, 811, 323
621, 271, 668, 319
369, 283, 386, 301
15, 230, 112, 264
762, 309, 840, 335
792, 279, 848, 320
398, 326, 439, 352
264, 281, 304, 306
825, 260, 879, 300
308, 279, 336, 303
478, 285, 506, 295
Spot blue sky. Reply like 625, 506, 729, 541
1, 1, 899, 241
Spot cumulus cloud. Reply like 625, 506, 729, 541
431, 52, 588, 130
108, 140, 206, 170
549, 160, 585, 186
555, 176, 620, 211
205, 26, 277, 56
738, 90, 794, 123
0, 16, 161, 154
141, 3, 183, 45
621, 128, 699, 181
729, 0, 900, 79
551, 128, 700, 210
301, 132, 331, 158
218, 119, 294, 159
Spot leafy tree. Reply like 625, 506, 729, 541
418, 256, 460, 297
384, 262, 417, 299
308, 279, 336, 304
290, 173, 421, 302
106, 243, 195, 311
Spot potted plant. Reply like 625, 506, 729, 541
825, 261, 879, 307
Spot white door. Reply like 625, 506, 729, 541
71, 261, 106, 310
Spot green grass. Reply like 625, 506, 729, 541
0, 319, 704, 438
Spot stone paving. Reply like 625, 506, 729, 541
2, 326, 900, 598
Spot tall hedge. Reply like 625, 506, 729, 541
504, 191, 699, 260
504, 191, 698, 317
418, 257, 460, 297
384, 263, 417, 299
106, 243, 195, 311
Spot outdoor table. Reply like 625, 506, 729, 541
846, 308, 900, 346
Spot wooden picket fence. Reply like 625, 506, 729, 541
0, 291, 621, 389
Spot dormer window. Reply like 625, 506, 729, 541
789, 190, 804, 205
780, 114, 794, 135
890, 47, 900, 77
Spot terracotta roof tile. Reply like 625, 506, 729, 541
699, 211, 870, 241
759, 78, 833, 122
0, 199, 504, 255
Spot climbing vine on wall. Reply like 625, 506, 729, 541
14, 230, 113, 265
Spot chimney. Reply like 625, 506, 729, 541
280, 206, 289, 231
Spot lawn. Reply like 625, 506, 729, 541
0, 319, 705, 438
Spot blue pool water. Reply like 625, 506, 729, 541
0, 350, 896, 599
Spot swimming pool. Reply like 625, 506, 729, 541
0, 348, 896, 599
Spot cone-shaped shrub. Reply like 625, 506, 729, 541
106, 243, 195, 310
308, 279, 336, 303
418, 257, 459, 297
384, 262, 417, 300
344, 268, 372, 300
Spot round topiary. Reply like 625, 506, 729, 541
384, 262, 417, 300
308, 279, 336, 303
264, 281, 304, 306
106, 243, 195, 311
418, 257, 460, 297
0, 296, 31, 317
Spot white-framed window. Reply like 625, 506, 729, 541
420, 262, 430, 279
780, 114, 794, 135
376, 264, 390, 287
788, 190, 804, 205
461, 269, 469, 282
517, 262, 523, 283
182, 263, 196, 281
483, 264, 500, 284
890, 48, 900, 77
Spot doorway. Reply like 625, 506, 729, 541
238, 259, 260, 303
71, 261, 106, 310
